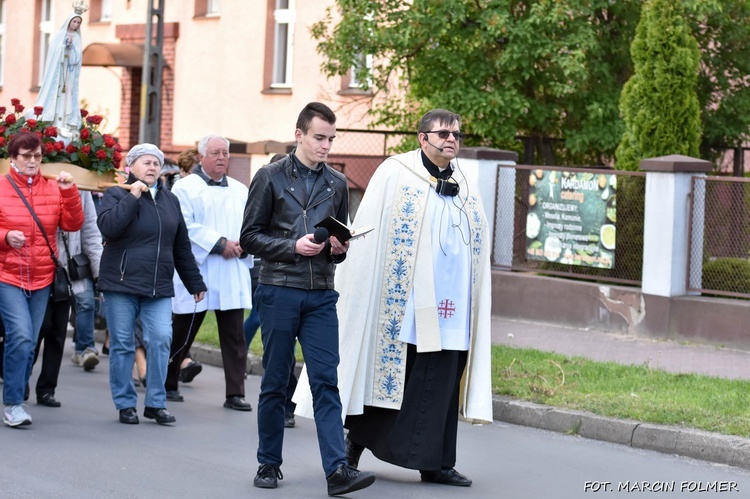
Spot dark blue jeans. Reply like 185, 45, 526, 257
254, 284, 346, 476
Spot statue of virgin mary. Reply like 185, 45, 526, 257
35, 1, 89, 142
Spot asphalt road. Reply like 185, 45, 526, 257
3, 340, 750, 499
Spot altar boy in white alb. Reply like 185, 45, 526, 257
295, 109, 493, 487
169, 135, 254, 411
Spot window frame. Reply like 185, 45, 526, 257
270, 0, 294, 89
37, 0, 54, 86
0, 0, 6, 87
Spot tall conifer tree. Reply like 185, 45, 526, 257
616, 0, 702, 171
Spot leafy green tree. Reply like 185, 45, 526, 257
616, 0, 702, 171
312, 0, 640, 165
313, 1, 750, 168
690, 0, 750, 162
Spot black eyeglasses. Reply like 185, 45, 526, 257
19, 153, 43, 161
422, 130, 464, 141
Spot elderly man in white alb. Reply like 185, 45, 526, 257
168, 135, 254, 410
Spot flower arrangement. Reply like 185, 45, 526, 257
0, 98, 122, 174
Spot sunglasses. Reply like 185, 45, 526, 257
422, 130, 464, 141
19, 153, 43, 161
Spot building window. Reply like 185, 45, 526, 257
38, 0, 54, 85
0, 0, 5, 86
100, 0, 112, 20
349, 53, 373, 89
89, 0, 113, 22
271, 0, 294, 88
195, 0, 220, 18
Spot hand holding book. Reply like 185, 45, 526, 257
314, 216, 374, 242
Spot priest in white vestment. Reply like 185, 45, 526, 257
294, 109, 493, 487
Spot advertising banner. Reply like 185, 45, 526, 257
526, 170, 617, 269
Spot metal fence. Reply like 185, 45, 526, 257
688, 176, 750, 298
493, 165, 646, 286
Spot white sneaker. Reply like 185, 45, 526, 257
71, 351, 83, 366
81, 349, 100, 371
4, 404, 32, 427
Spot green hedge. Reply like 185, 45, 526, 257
702, 258, 750, 294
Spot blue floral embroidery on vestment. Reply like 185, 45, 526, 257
373, 186, 423, 402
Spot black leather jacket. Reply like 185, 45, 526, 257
97, 174, 206, 298
240, 153, 349, 290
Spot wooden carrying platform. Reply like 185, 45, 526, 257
0, 159, 119, 192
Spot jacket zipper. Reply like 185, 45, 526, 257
152, 193, 162, 297
302, 209, 313, 288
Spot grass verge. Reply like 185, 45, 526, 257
194, 319, 750, 438
493, 344, 750, 437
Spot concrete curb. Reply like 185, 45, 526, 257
492, 396, 750, 471
97, 331, 750, 471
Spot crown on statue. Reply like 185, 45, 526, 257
73, 1, 89, 15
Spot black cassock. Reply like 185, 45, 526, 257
345, 343, 468, 471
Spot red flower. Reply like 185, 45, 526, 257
114, 143, 123, 152
81, 144, 91, 155
103, 134, 116, 148
80, 109, 89, 118
34, 106, 43, 116
10, 98, 20, 106
43, 126, 58, 137
25, 119, 37, 129
5, 114, 16, 125
34, 132, 43, 139
54, 141, 65, 152
0, 107, 6, 115
86, 115, 103, 125
44, 142, 55, 153
0, 126, 5, 134
14, 104, 24, 113
79, 128, 90, 140
66, 144, 78, 154
95, 150, 108, 160
113, 151, 122, 162
0, 137, 5, 147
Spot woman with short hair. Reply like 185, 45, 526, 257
97, 143, 206, 425
0, 133, 83, 427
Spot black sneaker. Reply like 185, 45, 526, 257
254, 464, 283, 489
326, 464, 375, 496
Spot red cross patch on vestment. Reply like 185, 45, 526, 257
438, 299, 456, 319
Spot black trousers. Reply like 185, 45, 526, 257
346, 344, 468, 471
167, 309, 246, 397
33, 296, 72, 397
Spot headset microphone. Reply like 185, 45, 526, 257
426, 140, 444, 152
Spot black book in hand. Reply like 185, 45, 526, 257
314, 216, 374, 242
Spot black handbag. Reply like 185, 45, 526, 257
61, 232, 93, 281
5, 174, 73, 301
52, 263, 73, 302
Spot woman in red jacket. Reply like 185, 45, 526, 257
0, 133, 83, 427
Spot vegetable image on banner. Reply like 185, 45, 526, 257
525, 170, 617, 269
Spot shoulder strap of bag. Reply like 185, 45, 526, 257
60, 230, 71, 260
5, 173, 61, 266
